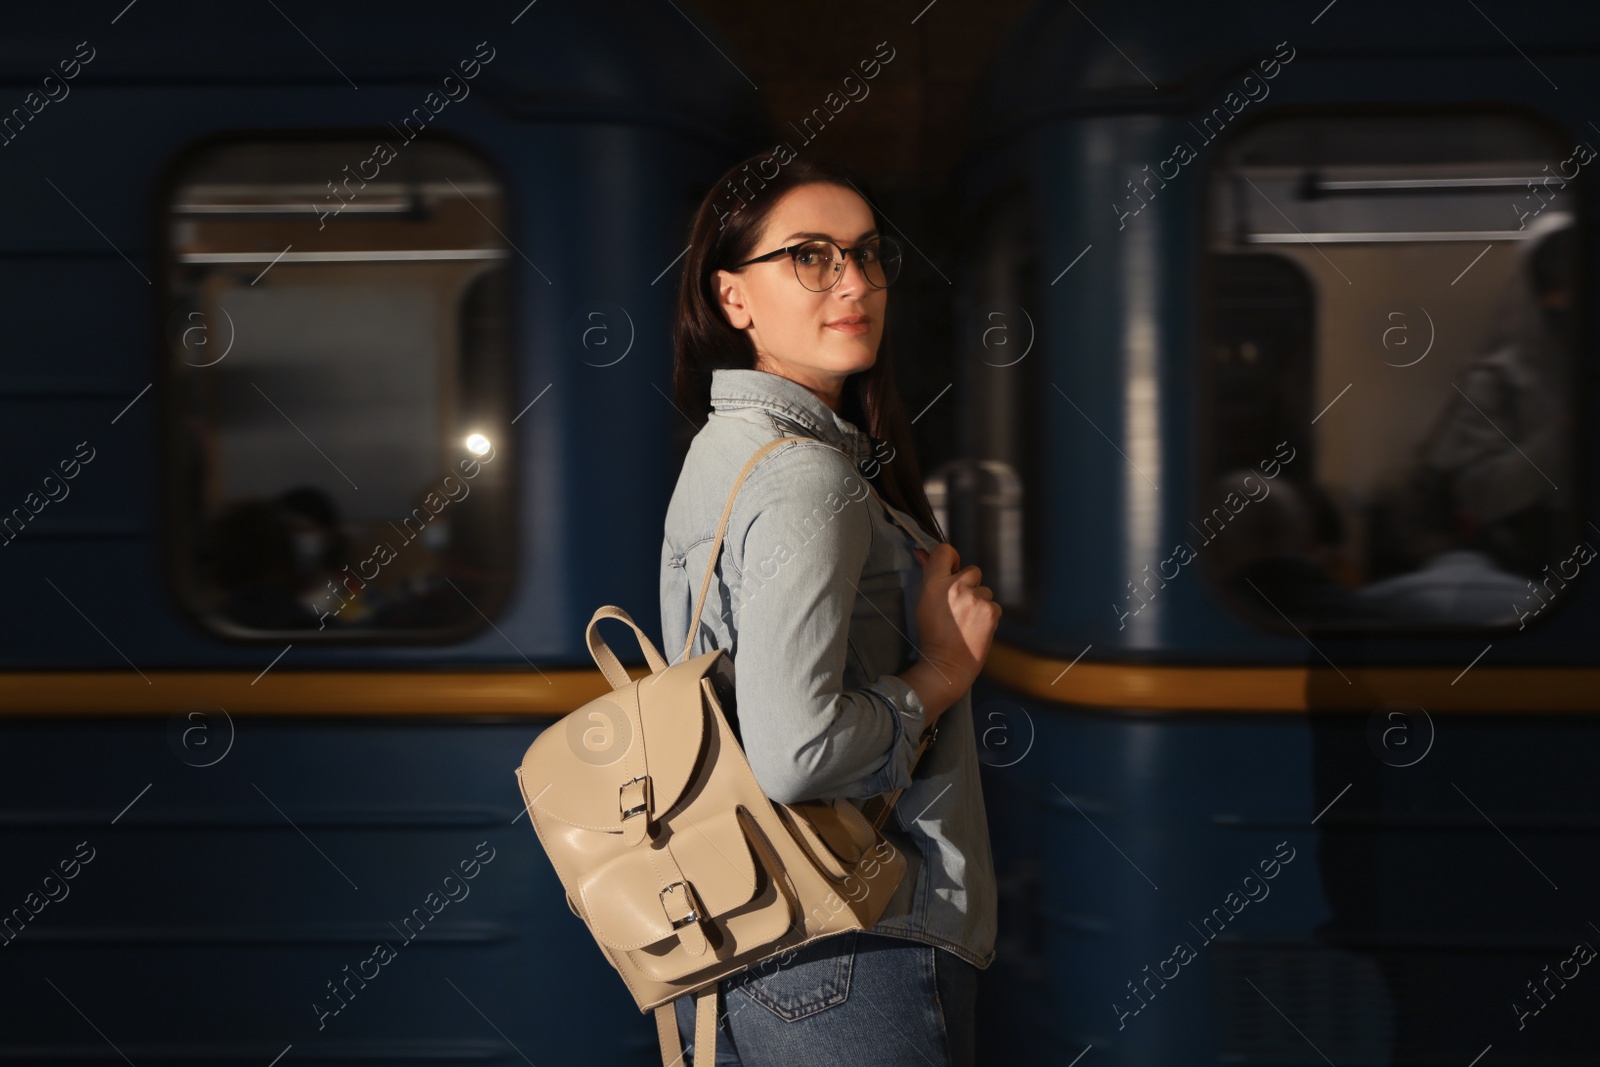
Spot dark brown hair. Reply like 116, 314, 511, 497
671, 150, 944, 542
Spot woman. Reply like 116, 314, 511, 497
660, 151, 1001, 1066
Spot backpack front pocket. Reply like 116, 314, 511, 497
576, 805, 797, 983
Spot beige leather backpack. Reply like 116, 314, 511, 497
513, 435, 937, 1067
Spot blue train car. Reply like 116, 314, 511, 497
11, 0, 1600, 1064
0, 4, 762, 1064
953, 1, 1600, 1063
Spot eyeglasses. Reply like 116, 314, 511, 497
728, 236, 903, 292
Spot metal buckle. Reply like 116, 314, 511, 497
659, 881, 701, 929
619, 775, 652, 820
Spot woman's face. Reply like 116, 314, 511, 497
714, 183, 887, 409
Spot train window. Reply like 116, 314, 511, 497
163, 138, 514, 641
1202, 114, 1583, 633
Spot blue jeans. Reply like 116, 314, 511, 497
671, 930, 977, 1066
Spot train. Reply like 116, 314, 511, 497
0, 3, 761, 1064
2, 1, 1599, 1064
954, 1, 1600, 1062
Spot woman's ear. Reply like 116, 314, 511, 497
714, 269, 753, 330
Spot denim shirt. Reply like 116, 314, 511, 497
659, 367, 997, 970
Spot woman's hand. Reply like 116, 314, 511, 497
900, 543, 1001, 723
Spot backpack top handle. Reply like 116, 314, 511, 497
586, 605, 669, 692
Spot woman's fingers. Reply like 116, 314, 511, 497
923, 542, 959, 572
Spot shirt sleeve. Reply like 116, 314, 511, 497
1424, 360, 1558, 521
723, 443, 927, 806
1422, 363, 1509, 473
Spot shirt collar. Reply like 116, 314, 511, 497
709, 368, 875, 466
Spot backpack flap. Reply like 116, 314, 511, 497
517, 650, 722, 837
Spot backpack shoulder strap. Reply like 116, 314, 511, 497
682, 435, 818, 664
652, 984, 717, 1067
680, 431, 942, 824
683, 433, 922, 664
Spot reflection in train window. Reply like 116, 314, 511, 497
1203, 114, 1583, 633
163, 138, 514, 640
